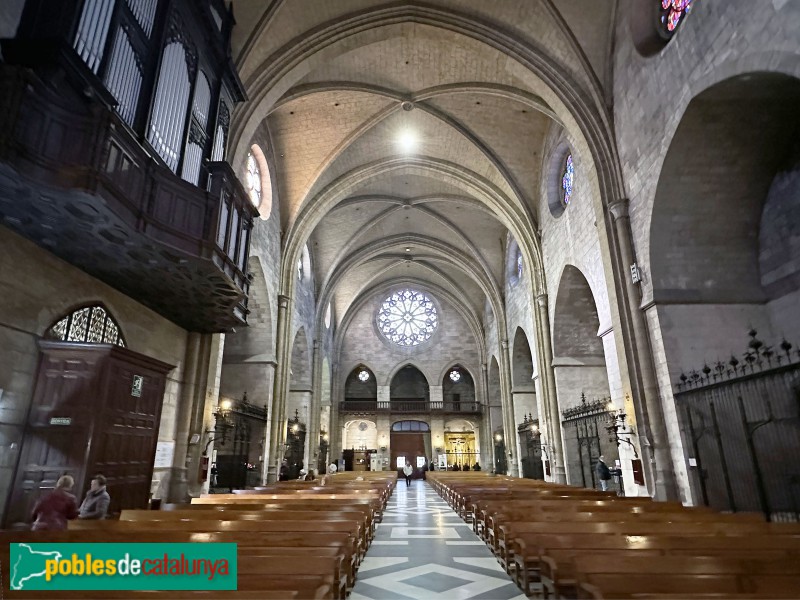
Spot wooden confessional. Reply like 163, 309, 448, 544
3, 341, 173, 528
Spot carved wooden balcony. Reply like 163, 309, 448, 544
0, 42, 256, 332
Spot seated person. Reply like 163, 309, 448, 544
473, 462, 482, 471
79, 474, 110, 520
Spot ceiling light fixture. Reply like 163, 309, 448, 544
397, 130, 417, 154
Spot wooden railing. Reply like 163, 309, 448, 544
0, 47, 256, 331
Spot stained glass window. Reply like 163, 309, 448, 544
561, 154, 574, 205
245, 153, 261, 207
449, 370, 461, 383
660, 0, 694, 35
297, 258, 304, 280
516, 250, 523, 280
377, 289, 438, 346
325, 302, 332, 329
46, 305, 126, 347
358, 369, 370, 382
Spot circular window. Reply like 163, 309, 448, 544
358, 369, 370, 382
630, 0, 695, 56
324, 302, 332, 329
245, 153, 261, 207
561, 154, 574, 206
659, 0, 694, 37
449, 370, 461, 383
377, 289, 438, 347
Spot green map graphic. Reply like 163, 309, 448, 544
11, 543, 63, 590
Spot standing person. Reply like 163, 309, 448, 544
31, 475, 79, 531
595, 455, 612, 491
402, 461, 413, 487
79, 474, 110, 520
279, 460, 290, 481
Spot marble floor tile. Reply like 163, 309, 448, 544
352, 480, 522, 599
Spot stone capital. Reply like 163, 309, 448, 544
278, 294, 291, 309
608, 198, 630, 221
535, 293, 548, 307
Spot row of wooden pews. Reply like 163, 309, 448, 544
1, 471, 396, 599
428, 472, 800, 599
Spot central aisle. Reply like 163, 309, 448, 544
351, 479, 525, 600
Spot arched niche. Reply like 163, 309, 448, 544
552, 264, 612, 487
390, 364, 429, 402
343, 365, 377, 402
441, 364, 476, 411
650, 72, 800, 368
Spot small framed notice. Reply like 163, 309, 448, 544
154, 441, 175, 468
131, 374, 144, 397
49, 417, 72, 426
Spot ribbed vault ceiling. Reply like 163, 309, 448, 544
230, 0, 613, 340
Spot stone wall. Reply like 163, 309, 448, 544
0, 230, 188, 517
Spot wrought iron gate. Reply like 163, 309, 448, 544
675, 331, 800, 521
213, 394, 268, 491
562, 394, 618, 490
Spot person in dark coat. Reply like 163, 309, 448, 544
279, 460, 290, 481
79, 474, 111, 519
473, 462, 481, 471
595, 455, 612, 491
31, 475, 79, 531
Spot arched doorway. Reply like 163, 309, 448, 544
390, 420, 431, 475
511, 327, 542, 479
651, 73, 800, 517
487, 356, 506, 474
341, 419, 377, 472
553, 266, 614, 489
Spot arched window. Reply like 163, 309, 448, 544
516, 249, 523, 280
561, 154, 574, 205
378, 290, 438, 346
45, 305, 126, 347
391, 420, 430, 432
245, 152, 262, 207
324, 302, 332, 329
660, 0, 694, 36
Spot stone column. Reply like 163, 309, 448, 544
266, 294, 291, 483
191, 334, 225, 496
499, 339, 519, 477
534, 293, 567, 483
480, 362, 493, 470
168, 332, 202, 502
308, 340, 321, 475
608, 199, 678, 500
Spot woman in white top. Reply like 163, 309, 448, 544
402, 462, 413, 487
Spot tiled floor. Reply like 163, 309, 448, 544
351, 480, 525, 600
